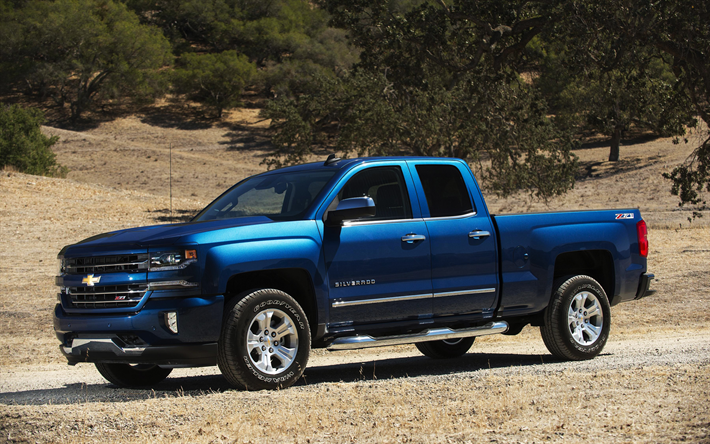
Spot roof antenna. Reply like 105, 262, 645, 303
324, 153, 341, 166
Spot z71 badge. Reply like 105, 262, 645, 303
615, 213, 634, 220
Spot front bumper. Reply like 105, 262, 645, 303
54, 295, 223, 366
59, 339, 218, 366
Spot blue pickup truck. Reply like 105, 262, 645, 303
55, 156, 654, 390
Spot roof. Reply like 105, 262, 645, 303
259, 156, 465, 176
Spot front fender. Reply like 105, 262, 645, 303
203, 237, 324, 294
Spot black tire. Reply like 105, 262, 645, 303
95, 363, 172, 387
415, 337, 475, 359
218, 288, 311, 390
541, 275, 611, 361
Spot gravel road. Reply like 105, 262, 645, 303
2, 329, 708, 406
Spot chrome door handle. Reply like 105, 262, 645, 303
468, 230, 491, 240
402, 234, 426, 243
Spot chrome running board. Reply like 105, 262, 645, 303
327, 321, 509, 351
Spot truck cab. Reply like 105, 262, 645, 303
55, 156, 653, 390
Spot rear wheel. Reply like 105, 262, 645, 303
218, 288, 311, 390
95, 363, 172, 387
415, 337, 475, 359
541, 275, 611, 360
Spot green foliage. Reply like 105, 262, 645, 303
663, 136, 710, 219
264, 70, 578, 200
0, 104, 66, 177
126, 0, 359, 98
4, 0, 172, 120
173, 51, 257, 117
538, 2, 696, 161
653, 0, 710, 213
124, 0, 236, 53
1, 0, 708, 209
265, 0, 578, 200
553, 0, 709, 209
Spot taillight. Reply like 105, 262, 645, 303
636, 220, 648, 257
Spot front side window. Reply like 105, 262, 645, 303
415, 164, 474, 218
335, 166, 412, 221
194, 170, 336, 222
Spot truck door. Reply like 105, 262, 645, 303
410, 162, 499, 317
321, 164, 433, 326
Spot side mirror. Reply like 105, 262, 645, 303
326, 197, 376, 226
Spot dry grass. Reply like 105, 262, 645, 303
1, 113, 709, 443
2, 364, 708, 443
1, 171, 707, 367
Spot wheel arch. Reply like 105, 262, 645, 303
552, 250, 615, 302
224, 268, 318, 338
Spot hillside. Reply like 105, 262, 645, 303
1, 111, 708, 367
44, 110, 709, 228
1, 112, 709, 443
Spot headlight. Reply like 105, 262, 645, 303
149, 250, 197, 271
57, 257, 65, 276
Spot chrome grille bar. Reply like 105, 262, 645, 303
67, 284, 148, 309
69, 289, 146, 296
65, 254, 149, 274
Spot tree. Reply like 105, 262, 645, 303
172, 50, 257, 118
125, 0, 359, 98
264, 0, 578, 200
0, 104, 66, 177
536, 44, 695, 161
651, 0, 710, 212
541, 2, 696, 162
555, 0, 709, 211
5, 0, 172, 120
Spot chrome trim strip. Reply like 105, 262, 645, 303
343, 218, 423, 227
433, 288, 496, 298
64, 338, 146, 356
67, 260, 148, 270
148, 258, 197, 272
71, 299, 143, 304
70, 289, 146, 296
339, 210, 480, 226
332, 292, 432, 308
148, 280, 199, 289
327, 321, 509, 350
84, 260, 148, 267
422, 211, 477, 221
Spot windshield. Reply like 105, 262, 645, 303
194, 170, 337, 222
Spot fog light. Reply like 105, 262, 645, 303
165, 312, 178, 334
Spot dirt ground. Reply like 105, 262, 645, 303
0, 111, 709, 443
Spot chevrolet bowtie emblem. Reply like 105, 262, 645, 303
82, 274, 101, 286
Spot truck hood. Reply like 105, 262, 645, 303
66, 217, 276, 252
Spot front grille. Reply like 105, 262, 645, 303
66, 254, 149, 274
68, 284, 148, 309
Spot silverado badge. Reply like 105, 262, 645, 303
82, 274, 101, 286
334, 279, 375, 288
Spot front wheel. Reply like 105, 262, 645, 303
415, 337, 475, 359
218, 289, 311, 390
95, 363, 172, 387
541, 275, 611, 360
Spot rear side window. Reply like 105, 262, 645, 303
337, 166, 412, 220
415, 164, 474, 218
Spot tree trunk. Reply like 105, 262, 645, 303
609, 127, 621, 161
